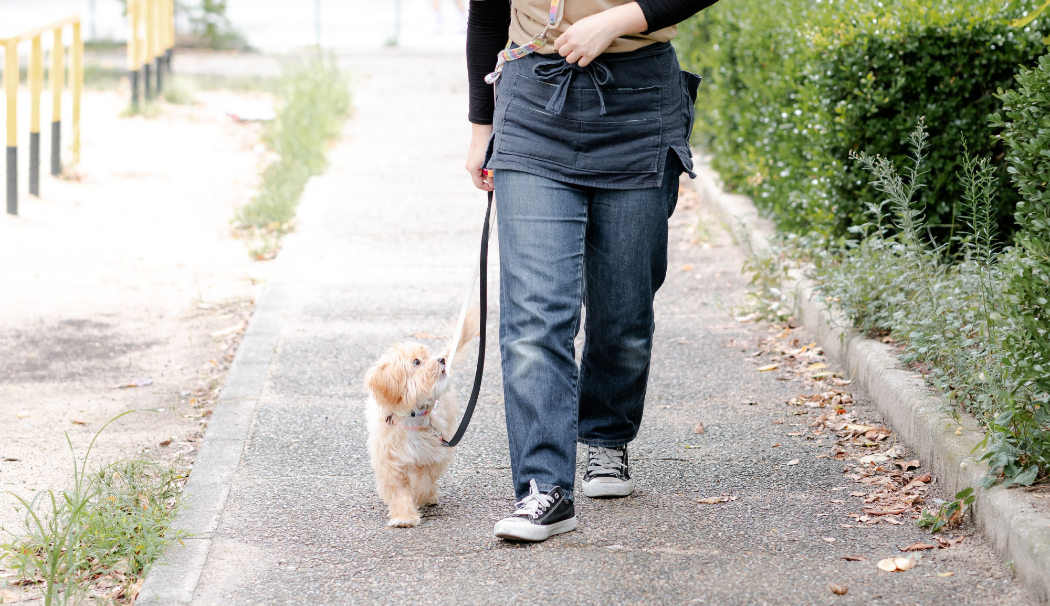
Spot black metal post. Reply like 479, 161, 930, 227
165, 48, 173, 72
50, 121, 61, 177
6, 146, 16, 215
155, 56, 164, 94
144, 62, 152, 100
29, 132, 40, 196
131, 69, 140, 109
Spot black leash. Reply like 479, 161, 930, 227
441, 190, 492, 448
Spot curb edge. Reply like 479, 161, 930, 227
134, 233, 301, 606
691, 157, 1050, 603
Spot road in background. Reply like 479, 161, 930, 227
0, 0, 465, 53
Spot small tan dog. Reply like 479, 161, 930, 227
365, 310, 479, 527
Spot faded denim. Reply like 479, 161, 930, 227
495, 151, 680, 501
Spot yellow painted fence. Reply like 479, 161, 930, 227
128, 0, 176, 106
2, 2, 174, 216
1, 16, 82, 216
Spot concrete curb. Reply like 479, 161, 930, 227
135, 233, 300, 606
691, 157, 1050, 603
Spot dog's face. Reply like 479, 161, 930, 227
365, 342, 449, 415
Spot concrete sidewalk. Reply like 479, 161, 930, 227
139, 50, 1034, 605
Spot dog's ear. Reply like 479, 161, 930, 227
365, 356, 405, 406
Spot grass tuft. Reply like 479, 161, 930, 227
234, 55, 351, 259
0, 412, 187, 605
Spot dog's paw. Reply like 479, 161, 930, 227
387, 516, 421, 528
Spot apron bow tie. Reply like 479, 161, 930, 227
533, 59, 613, 116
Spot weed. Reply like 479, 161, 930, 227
233, 55, 351, 258
161, 74, 197, 106
918, 488, 975, 533
119, 101, 162, 119
0, 412, 187, 605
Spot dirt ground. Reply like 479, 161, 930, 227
0, 85, 274, 536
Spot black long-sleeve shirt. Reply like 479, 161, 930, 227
467, 0, 719, 124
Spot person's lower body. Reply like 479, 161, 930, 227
491, 151, 680, 540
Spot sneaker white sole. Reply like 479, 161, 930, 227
581, 478, 635, 498
493, 516, 578, 542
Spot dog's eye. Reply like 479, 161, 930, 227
413, 359, 421, 366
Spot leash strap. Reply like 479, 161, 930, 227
484, 0, 562, 84
441, 190, 494, 448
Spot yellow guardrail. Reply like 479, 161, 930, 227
127, 0, 175, 106
2, 15, 82, 216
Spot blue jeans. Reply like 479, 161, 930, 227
496, 152, 680, 501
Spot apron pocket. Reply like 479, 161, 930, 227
680, 71, 701, 138
576, 118, 661, 174
497, 102, 580, 169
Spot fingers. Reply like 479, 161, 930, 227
468, 167, 493, 192
556, 38, 593, 66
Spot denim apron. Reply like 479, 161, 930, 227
485, 42, 701, 190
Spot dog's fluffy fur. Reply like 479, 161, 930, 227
365, 310, 480, 528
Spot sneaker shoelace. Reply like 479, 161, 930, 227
587, 446, 626, 478
512, 479, 554, 519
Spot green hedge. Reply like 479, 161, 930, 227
676, 0, 1048, 242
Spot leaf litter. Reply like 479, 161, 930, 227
739, 322, 970, 572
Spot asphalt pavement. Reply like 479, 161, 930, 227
177, 49, 1035, 605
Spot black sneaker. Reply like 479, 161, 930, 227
581, 444, 634, 498
493, 480, 577, 541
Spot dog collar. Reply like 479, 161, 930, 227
385, 402, 437, 431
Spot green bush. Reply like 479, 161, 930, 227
983, 52, 1050, 485
677, 0, 1048, 242
810, 120, 1048, 487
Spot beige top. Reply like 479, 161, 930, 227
494, 0, 677, 54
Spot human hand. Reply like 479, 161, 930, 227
553, 3, 648, 67
466, 123, 494, 191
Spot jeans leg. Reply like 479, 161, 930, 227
577, 153, 681, 446
495, 169, 588, 501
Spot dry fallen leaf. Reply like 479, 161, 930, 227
955, 426, 964, 435
0, 589, 18, 604
209, 322, 246, 338
828, 583, 848, 596
159, 440, 172, 447
863, 506, 908, 516
71, 419, 88, 425
115, 377, 153, 389
758, 364, 779, 372
842, 555, 866, 562
897, 459, 920, 471
697, 495, 737, 504
938, 572, 954, 577
693, 421, 706, 435
127, 579, 144, 601
877, 558, 898, 572
849, 491, 866, 497
787, 459, 800, 466
809, 363, 828, 371
900, 543, 938, 552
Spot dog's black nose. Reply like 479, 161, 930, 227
438, 357, 446, 365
